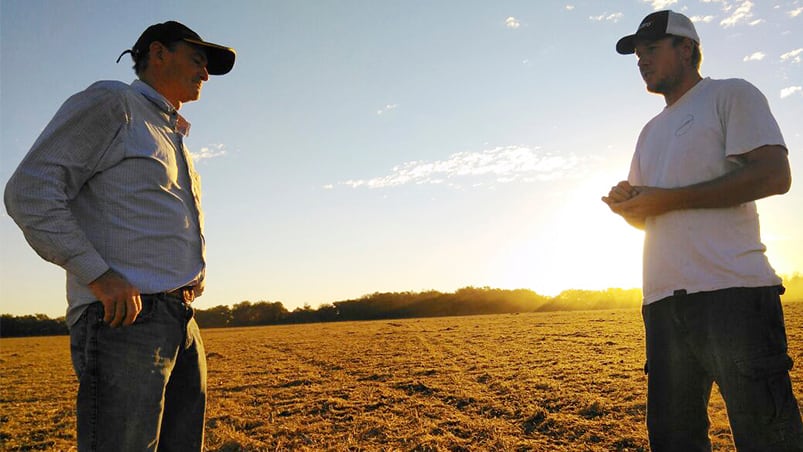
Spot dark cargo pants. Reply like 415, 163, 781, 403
642, 286, 803, 451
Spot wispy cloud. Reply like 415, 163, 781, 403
720, 1, 755, 28
565, 5, 575, 11
780, 86, 802, 99
190, 144, 227, 161
691, 15, 715, 23
789, 6, 803, 17
644, 0, 678, 10
589, 12, 624, 22
505, 17, 521, 29
743, 51, 765, 61
376, 104, 398, 115
780, 48, 803, 63
336, 145, 586, 189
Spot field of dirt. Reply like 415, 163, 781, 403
1, 303, 801, 451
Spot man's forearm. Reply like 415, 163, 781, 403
624, 216, 646, 230
607, 145, 790, 221
662, 145, 790, 211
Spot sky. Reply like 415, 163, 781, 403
1, 0, 802, 319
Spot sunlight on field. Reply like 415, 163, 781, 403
1, 305, 801, 451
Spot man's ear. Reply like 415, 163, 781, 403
148, 41, 167, 65
681, 38, 694, 65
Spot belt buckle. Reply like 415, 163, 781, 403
181, 287, 196, 304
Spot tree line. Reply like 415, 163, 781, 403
3, 274, 802, 338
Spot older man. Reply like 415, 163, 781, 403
5, 21, 235, 451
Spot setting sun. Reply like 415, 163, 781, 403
487, 174, 644, 296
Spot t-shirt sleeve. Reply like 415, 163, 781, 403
720, 79, 786, 159
627, 152, 642, 186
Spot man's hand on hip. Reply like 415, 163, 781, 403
88, 269, 142, 328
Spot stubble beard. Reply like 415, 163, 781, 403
645, 58, 686, 97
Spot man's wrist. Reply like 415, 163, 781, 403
87, 267, 114, 287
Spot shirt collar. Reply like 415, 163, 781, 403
131, 79, 191, 137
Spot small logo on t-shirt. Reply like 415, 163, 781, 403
675, 114, 694, 136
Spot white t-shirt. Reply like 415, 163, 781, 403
628, 77, 786, 304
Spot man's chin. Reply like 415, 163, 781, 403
182, 92, 202, 103
645, 83, 665, 95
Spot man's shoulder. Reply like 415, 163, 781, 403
703, 77, 762, 96
701, 78, 771, 111
62, 81, 146, 114
50, 81, 141, 124
82, 80, 136, 97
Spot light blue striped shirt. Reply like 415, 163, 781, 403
4, 80, 205, 326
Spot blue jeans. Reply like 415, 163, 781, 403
642, 286, 803, 451
70, 294, 206, 451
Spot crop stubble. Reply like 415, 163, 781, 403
1, 304, 801, 451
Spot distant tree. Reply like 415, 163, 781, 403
2, 286, 657, 334
782, 273, 803, 302
0, 313, 68, 337
289, 303, 318, 323
229, 301, 288, 326
539, 288, 642, 311
328, 287, 552, 321
230, 301, 255, 326
255, 301, 289, 324
317, 303, 339, 322
194, 305, 233, 328
452, 286, 550, 314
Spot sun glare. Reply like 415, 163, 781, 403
488, 177, 644, 296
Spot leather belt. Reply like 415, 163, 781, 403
164, 286, 196, 304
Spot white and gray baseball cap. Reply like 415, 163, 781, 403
616, 10, 700, 55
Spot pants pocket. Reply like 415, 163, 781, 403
734, 352, 795, 421
131, 296, 158, 325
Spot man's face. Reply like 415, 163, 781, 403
634, 37, 683, 96
160, 41, 209, 106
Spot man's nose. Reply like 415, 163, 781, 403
637, 56, 648, 69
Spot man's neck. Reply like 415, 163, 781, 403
664, 72, 703, 107
138, 76, 182, 110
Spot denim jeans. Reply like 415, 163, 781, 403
642, 286, 803, 451
70, 294, 207, 451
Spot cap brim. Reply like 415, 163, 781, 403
184, 38, 236, 75
617, 31, 677, 55
616, 35, 636, 55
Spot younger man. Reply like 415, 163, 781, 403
603, 10, 802, 451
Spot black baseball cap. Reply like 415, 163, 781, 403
117, 21, 236, 75
616, 10, 700, 55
